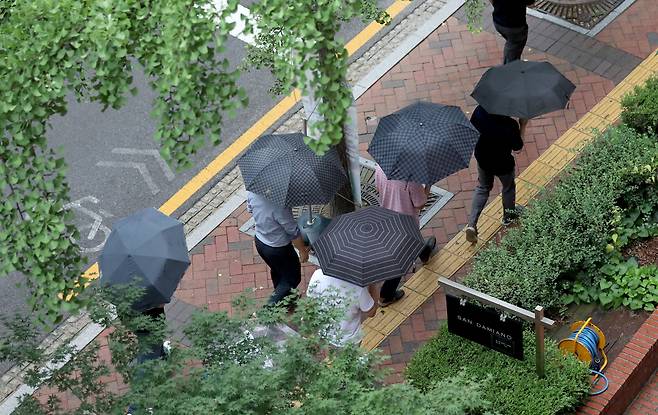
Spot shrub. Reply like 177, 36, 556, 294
622, 75, 658, 136
464, 126, 658, 311
352, 372, 498, 415
406, 326, 591, 415
5, 287, 496, 415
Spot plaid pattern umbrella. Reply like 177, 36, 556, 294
471, 60, 576, 119
99, 208, 190, 311
238, 133, 348, 207
367, 101, 479, 184
313, 206, 425, 287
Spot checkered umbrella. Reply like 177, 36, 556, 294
471, 60, 576, 119
313, 206, 425, 287
367, 101, 479, 184
237, 133, 348, 207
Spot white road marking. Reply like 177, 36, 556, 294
96, 161, 160, 195
208, 0, 259, 45
111, 148, 175, 181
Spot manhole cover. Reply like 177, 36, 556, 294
531, 0, 626, 29
239, 157, 454, 236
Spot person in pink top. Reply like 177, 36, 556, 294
375, 165, 436, 306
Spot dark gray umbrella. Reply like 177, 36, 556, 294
99, 208, 190, 311
313, 206, 425, 287
367, 101, 479, 184
237, 133, 348, 207
471, 60, 576, 119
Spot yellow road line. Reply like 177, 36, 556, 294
80, 0, 412, 281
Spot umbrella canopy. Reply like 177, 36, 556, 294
99, 207, 190, 311
313, 206, 425, 287
367, 101, 479, 184
471, 60, 576, 119
238, 133, 348, 207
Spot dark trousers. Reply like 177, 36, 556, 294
468, 165, 516, 229
254, 237, 301, 305
494, 22, 528, 64
380, 240, 434, 301
128, 307, 166, 413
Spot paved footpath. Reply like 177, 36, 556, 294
20, 0, 658, 410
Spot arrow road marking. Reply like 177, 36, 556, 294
96, 161, 160, 195
111, 148, 175, 181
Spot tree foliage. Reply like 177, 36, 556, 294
245, 0, 389, 154
3, 288, 496, 414
0, 0, 247, 321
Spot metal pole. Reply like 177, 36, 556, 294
535, 305, 545, 378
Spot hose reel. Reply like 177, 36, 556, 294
558, 318, 609, 395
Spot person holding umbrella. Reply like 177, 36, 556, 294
238, 133, 348, 307
367, 101, 479, 306
99, 207, 191, 415
247, 191, 310, 306
374, 166, 436, 306
309, 206, 426, 346
467, 60, 577, 243
464, 105, 526, 243
489, 0, 535, 64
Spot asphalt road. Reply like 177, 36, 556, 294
0, 0, 398, 374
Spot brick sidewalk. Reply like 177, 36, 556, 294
30, 0, 658, 409
625, 369, 658, 414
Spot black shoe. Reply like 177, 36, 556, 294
464, 226, 478, 243
379, 289, 405, 307
419, 236, 437, 264
502, 205, 525, 226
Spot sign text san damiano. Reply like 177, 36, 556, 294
446, 294, 524, 360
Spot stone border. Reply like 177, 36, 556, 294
576, 308, 658, 415
0, 0, 466, 410
527, 0, 637, 37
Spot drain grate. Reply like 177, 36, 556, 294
239, 157, 454, 237
531, 0, 625, 29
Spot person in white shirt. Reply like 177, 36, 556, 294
306, 268, 378, 347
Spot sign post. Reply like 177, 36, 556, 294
438, 277, 554, 378
535, 306, 546, 378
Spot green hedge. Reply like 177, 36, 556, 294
622, 75, 658, 136
406, 326, 590, 415
464, 126, 658, 311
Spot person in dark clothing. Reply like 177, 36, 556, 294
490, 0, 535, 64
125, 304, 168, 415
465, 105, 527, 243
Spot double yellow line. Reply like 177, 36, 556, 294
82, 0, 411, 281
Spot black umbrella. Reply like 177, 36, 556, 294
367, 101, 479, 184
99, 208, 190, 311
471, 60, 576, 119
237, 133, 348, 207
313, 206, 425, 287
